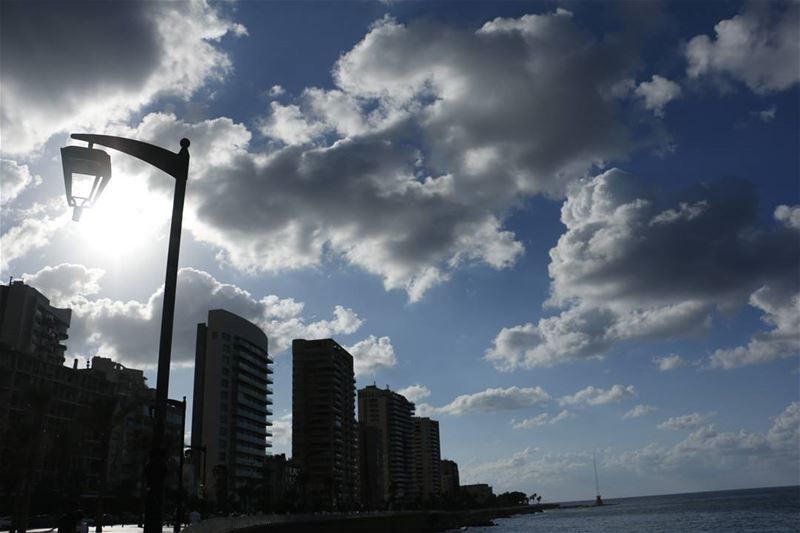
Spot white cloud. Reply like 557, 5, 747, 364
775, 205, 800, 231
269, 85, 285, 97
658, 412, 715, 431
346, 335, 397, 377
686, 4, 800, 94
766, 402, 800, 448
653, 354, 688, 371
622, 404, 657, 420
23, 265, 371, 367
22, 263, 105, 307
756, 105, 777, 122
396, 384, 432, 403
270, 413, 292, 451
558, 384, 636, 408
465, 403, 799, 495
606, 403, 799, 487
634, 75, 682, 116
417, 386, 549, 417
460, 447, 587, 492
1, 159, 39, 205
709, 285, 800, 369
0, 1, 244, 154
488, 169, 799, 369
512, 410, 572, 429
649, 201, 708, 226
0, 201, 71, 271
260, 102, 326, 145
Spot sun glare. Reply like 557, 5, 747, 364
75, 176, 170, 258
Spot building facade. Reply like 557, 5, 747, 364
462, 483, 494, 505
292, 338, 358, 510
412, 417, 441, 502
192, 309, 272, 508
0, 282, 185, 519
263, 453, 300, 511
0, 280, 71, 364
358, 423, 384, 509
357, 385, 416, 507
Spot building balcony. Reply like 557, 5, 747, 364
236, 432, 267, 447
236, 393, 268, 413
236, 407, 268, 425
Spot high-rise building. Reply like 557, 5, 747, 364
0, 280, 71, 364
292, 338, 358, 510
412, 417, 441, 502
357, 385, 416, 507
192, 309, 272, 505
440, 459, 460, 498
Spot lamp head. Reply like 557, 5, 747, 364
60, 145, 112, 221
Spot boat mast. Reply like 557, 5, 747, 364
593, 450, 603, 505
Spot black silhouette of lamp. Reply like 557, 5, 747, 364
60, 144, 112, 221
60, 133, 190, 533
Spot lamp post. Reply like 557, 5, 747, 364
60, 134, 190, 533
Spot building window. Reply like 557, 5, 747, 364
211, 332, 218, 340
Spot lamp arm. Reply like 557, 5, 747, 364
71, 133, 189, 180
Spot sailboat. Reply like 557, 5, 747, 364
593, 451, 604, 506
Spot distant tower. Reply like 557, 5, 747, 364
413, 417, 441, 501
192, 309, 272, 503
292, 338, 358, 510
358, 385, 416, 507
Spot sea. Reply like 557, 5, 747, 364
455, 486, 799, 532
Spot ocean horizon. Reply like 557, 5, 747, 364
454, 485, 800, 532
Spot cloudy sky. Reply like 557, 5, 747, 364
1, 0, 798, 501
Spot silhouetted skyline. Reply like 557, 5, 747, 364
1, 0, 798, 505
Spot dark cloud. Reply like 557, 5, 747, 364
122, 9, 668, 301
1, 1, 159, 101
0, 0, 242, 153
488, 169, 800, 369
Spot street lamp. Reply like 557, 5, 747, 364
61, 133, 190, 533
60, 144, 112, 221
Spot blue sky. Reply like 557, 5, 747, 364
1, 1, 798, 501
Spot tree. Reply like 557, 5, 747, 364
496, 491, 528, 507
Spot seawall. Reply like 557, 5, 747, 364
185, 505, 558, 533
